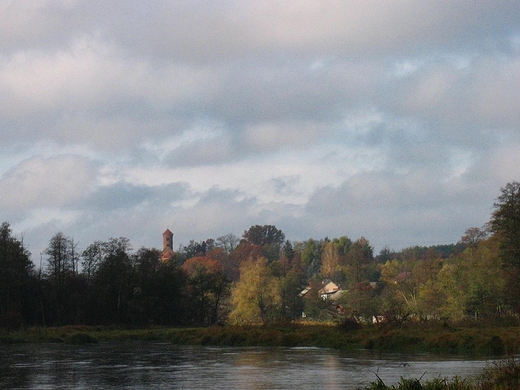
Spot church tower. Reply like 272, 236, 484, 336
161, 229, 175, 262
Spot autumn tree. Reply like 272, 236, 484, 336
320, 241, 340, 280
344, 281, 379, 323
227, 241, 262, 281
229, 257, 281, 324
458, 225, 490, 247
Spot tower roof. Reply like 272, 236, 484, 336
163, 229, 173, 235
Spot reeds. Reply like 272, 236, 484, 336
361, 358, 520, 390
362, 376, 473, 390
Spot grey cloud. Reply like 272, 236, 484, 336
108, 1, 520, 61
0, 155, 97, 210
269, 176, 303, 197
167, 186, 259, 244
380, 55, 520, 133
83, 181, 191, 212
1, 1, 519, 261
300, 171, 494, 251
165, 132, 238, 167
5, 1, 518, 61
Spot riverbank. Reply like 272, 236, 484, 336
1, 320, 519, 355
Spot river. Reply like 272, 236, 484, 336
0, 341, 491, 389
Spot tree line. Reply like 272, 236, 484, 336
1, 182, 520, 329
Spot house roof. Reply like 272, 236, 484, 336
319, 281, 339, 295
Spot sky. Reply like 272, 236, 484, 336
1, 1, 520, 260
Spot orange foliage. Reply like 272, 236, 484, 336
182, 256, 222, 277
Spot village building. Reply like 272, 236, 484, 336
161, 228, 175, 262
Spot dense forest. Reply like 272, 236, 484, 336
1, 182, 520, 330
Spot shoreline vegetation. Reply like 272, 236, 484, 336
1, 320, 517, 353
2, 320, 520, 389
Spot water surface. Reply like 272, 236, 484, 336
0, 342, 490, 389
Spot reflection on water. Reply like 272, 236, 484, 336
0, 342, 490, 389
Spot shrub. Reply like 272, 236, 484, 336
477, 358, 520, 390
483, 335, 505, 355
65, 332, 98, 345
337, 317, 362, 332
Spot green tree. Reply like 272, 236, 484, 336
128, 247, 162, 325
216, 233, 240, 254
334, 236, 352, 256
379, 259, 416, 321
279, 267, 306, 320
45, 233, 75, 286
81, 241, 104, 286
182, 256, 231, 325
0, 222, 35, 329
412, 251, 444, 319
344, 237, 374, 286
91, 237, 133, 324
44, 232, 79, 324
297, 239, 323, 278
440, 236, 506, 319
242, 225, 285, 262
302, 278, 330, 319
151, 260, 189, 325
491, 182, 520, 312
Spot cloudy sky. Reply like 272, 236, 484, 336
1, 1, 520, 259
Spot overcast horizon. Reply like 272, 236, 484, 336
1, 1, 519, 260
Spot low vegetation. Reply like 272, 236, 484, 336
1, 319, 519, 355
361, 358, 520, 389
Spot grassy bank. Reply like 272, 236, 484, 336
1, 320, 519, 355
